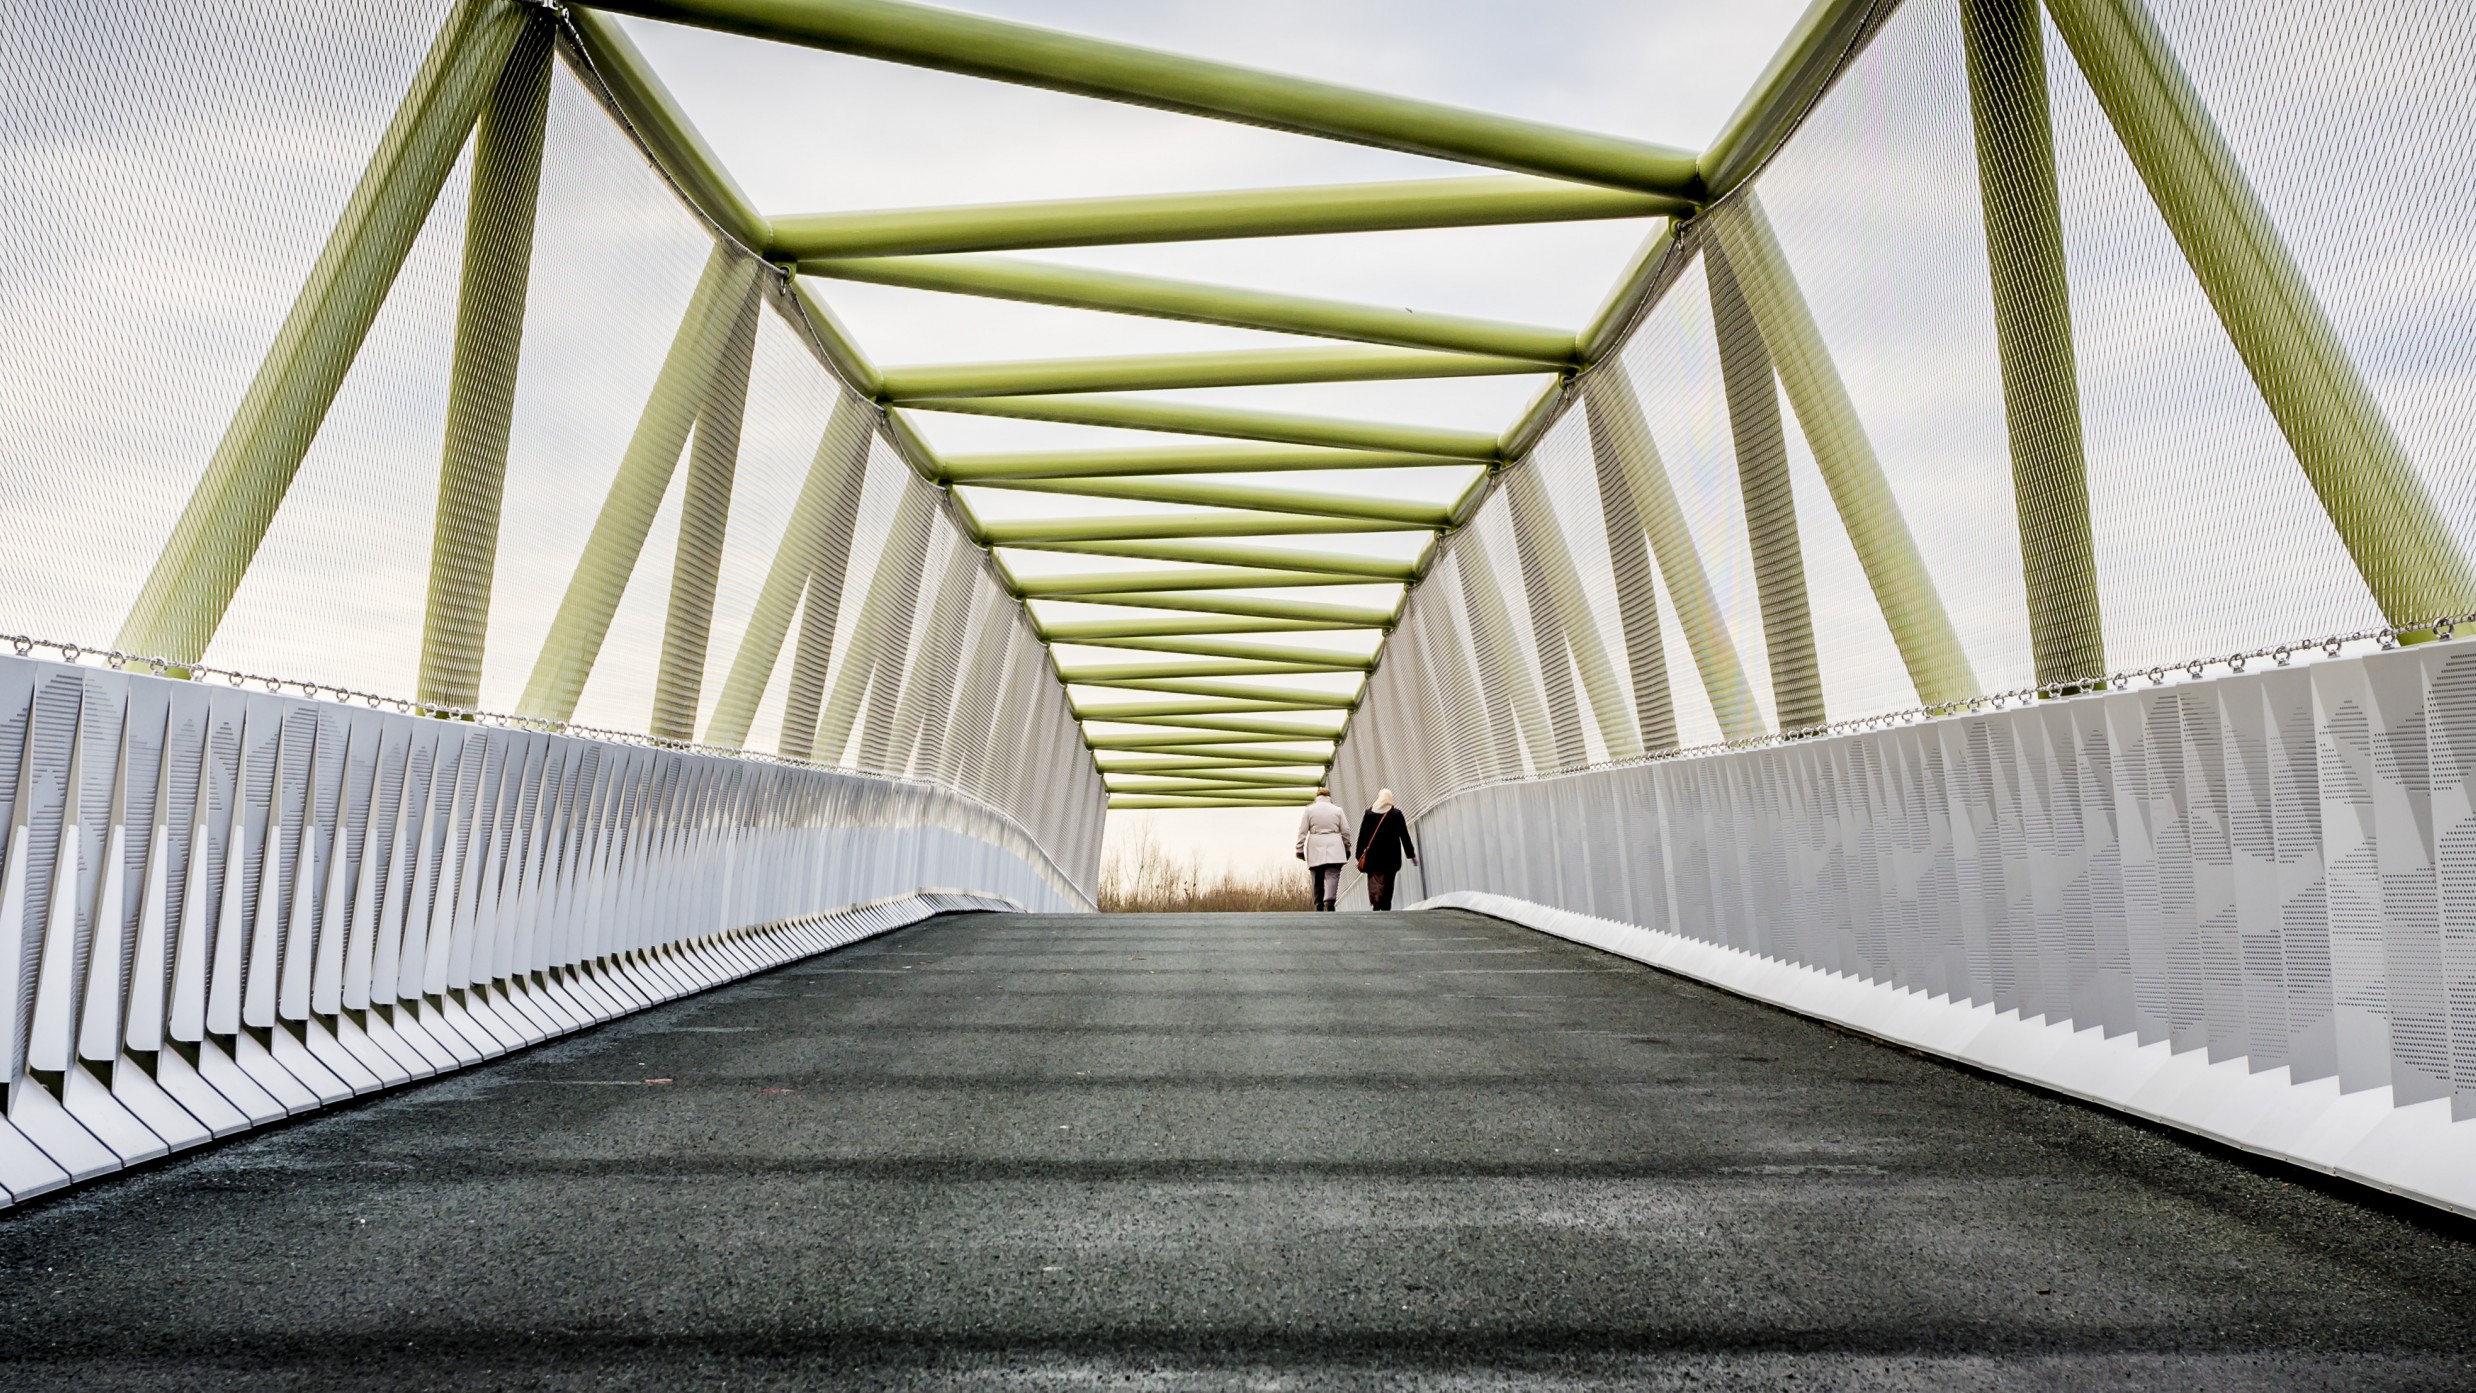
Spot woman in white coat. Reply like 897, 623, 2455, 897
1294, 787, 1353, 911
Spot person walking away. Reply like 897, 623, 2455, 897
1295, 787, 1351, 911
1356, 788, 1417, 911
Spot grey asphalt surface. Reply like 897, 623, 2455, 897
0, 908, 2472, 1391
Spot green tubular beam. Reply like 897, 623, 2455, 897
1107, 775, 1325, 794
941, 444, 1453, 481
1072, 676, 1357, 707
905, 394, 1502, 461
771, 175, 1686, 258
1061, 634, 1377, 668
649, 281, 760, 741
593, 0, 1703, 195
1964, 0, 2103, 690
517, 247, 763, 723
1036, 615, 1370, 641
417, 16, 551, 712
1701, 0, 1888, 199
1707, 195, 1981, 707
1091, 737, 1334, 756
1581, 369, 1767, 741
968, 474, 1460, 527
706, 392, 874, 750
2046, 0, 2476, 634
1507, 466, 1643, 761
1058, 658, 1361, 682
567, 9, 769, 248
1707, 245, 1824, 732
1583, 372, 1678, 752
975, 511, 1411, 547
1011, 538, 1424, 580
1045, 591, 1400, 626
1094, 713, 1348, 739
882, 346, 1542, 400
1071, 698, 1338, 721
1096, 750, 1332, 769
117, 0, 529, 667
804, 256, 1577, 365
1110, 794, 1314, 809
816, 485, 939, 766
1448, 531, 1554, 768
1008, 568, 1381, 597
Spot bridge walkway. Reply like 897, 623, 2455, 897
0, 909, 2471, 1389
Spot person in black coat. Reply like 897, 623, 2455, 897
1355, 788, 1417, 911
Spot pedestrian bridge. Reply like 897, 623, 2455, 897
4, 0, 2476, 1381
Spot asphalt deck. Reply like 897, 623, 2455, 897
0, 908, 2471, 1391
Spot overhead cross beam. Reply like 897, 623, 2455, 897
969, 474, 1463, 527
881, 345, 1542, 400
771, 175, 1687, 258
589, 0, 1705, 196
940, 445, 1456, 481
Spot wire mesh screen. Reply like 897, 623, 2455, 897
0, 1, 1102, 891
1336, 0, 2476, 826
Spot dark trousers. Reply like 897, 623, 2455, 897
1308, 863, 1342, 910
1366, 870, 1395, 911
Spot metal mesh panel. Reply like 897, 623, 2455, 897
0, 2, 1102, 893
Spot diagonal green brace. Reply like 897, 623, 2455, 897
118, 0, 532, 667
517, 246, 764, 723
417, 13, 552, 711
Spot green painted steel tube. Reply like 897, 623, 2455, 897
1062, 634, 1377, 668
649, 281, 760, 741
1582, 371, 1678, 753
592, 0, 1703, 196
1036, 616, 1370, 642
117, 0, 527, 667
566, 9, 770, 248
1071, 676, 1358, 707
803, 255, 1577, 365
969, 473, 1459, 527
1110, 794, 1314, 809
1094, 713, 1347, 739
1507, 466, 1643, 761
705, 392, 874, 749
814, 484, 939, 765
1058, 658, 1362, 682
1701, 0, 1888, 199
1091, 734, 1335, 753
1070, 698, 1339, 721
1964, 0, 2103, 689
1708, 195, 1981, 707
975, 511, 1412, 547
1581, 368, 1767, 740
1041, 591, 1400, 626
884, 345, 1541, 400
417, 15, 551, 711
1448, 531, 1554, 769
1107, 774, 1324, 793
941, 444, 1453, 480
1707, 244, 1824, 731
517, 247, 764, 722
1011, 538, 1425, 580
1096, 747, 1332, 766
2046, 0, 2476, 634
1008, 568, 1383, 597
770, 175, 1685, 258
905, 393, 1503, 460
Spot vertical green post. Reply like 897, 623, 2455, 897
705, 393, 874, 750
417, 14, 552, 711
1964, 0, 2104, 689
516, 247, 762, 723
1707, 195, 1981, 708
1707, 245, 1825, 731
893, 540, 986, 775
648, 286, 759, 740
116, 0, 529, 666
1582, 369, 1766, 740
1586, 405, 1678, 752
2045, 0, 2475, 635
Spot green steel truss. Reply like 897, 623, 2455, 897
128, 0, 2476, 808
